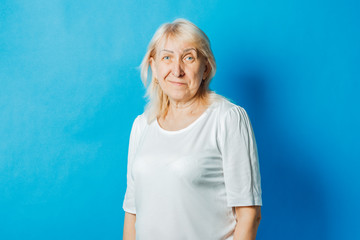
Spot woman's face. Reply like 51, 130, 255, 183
150, 37, 209, 104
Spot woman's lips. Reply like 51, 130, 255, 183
169, 80, 186, 86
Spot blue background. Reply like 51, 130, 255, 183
1, 0, 359, 239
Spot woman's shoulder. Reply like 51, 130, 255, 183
131, 111, 149, 132
209, 93, 253, 136
208, 92, 244, 115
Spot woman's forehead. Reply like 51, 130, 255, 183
157, 36, 198, 53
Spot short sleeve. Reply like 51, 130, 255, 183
218, 106, 262, 207
122, 115, 141, 214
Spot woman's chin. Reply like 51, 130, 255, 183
167, 93, 192, 103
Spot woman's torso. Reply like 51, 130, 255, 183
131, 96, 237, 240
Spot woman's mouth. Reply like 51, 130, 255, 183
169, 80, 186, 86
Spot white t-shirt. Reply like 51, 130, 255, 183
123, 94, 262, 240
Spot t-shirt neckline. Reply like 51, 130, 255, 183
155, 101, 215, 134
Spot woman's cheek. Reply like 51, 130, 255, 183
158, 67, 170, 79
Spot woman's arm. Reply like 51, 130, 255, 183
233, 206, 262, 240
123, 212, 136, 240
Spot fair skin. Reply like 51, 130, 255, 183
123, 212, 136, 240
150, 37, 211, 130
123, 37, 261, 239
233, 206, 262, 240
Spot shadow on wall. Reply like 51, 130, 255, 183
230, 62, 329, 240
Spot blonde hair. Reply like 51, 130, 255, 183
140, 18, 217, 123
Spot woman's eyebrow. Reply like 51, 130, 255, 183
160, 49, 173, 53
160, 48, 196, 53
183, 48, 196, 53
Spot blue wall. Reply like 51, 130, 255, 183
1, 0, 359, 239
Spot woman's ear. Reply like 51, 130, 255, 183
150, 57, 157, 78
203, 61, 210, 80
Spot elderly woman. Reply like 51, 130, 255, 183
123, 19, 262, 240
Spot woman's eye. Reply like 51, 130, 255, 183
185, 56, 194, 61
163, 56, 170, 60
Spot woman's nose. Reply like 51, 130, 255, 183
172, 60, 184, 77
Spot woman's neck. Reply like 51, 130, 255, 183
167, 96, 203, 118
